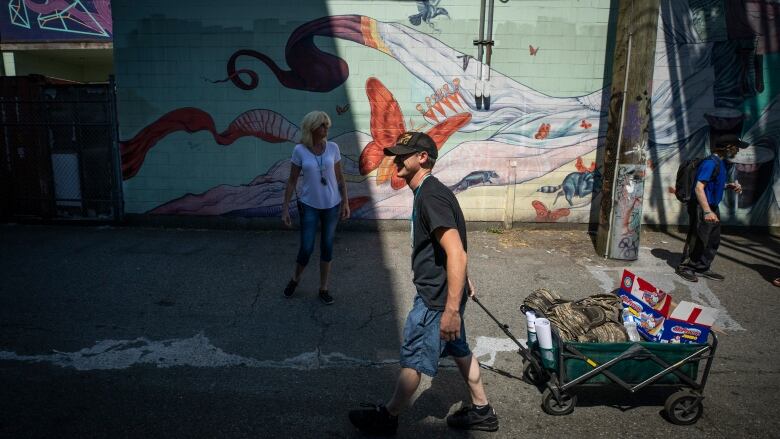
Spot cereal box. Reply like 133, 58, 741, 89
617, 269, 718, 344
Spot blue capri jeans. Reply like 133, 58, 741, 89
296, 201, 340, 266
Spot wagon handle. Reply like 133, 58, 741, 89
471, 295, 539, 368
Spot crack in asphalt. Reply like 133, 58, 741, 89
355, 307, 394, 331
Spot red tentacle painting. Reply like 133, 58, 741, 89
120, 108, 298, 179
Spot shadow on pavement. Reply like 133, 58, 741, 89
650, 247, 681, 270
571, 386, 678, 416
654, 229, 780, 279
744, 262, 779, 285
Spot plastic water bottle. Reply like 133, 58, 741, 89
622, 308, 641, 342
622, 307, 632, 324
624, 320, 641, 342
525, 310, 537, 346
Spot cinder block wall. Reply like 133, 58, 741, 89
112, 0, 780, 226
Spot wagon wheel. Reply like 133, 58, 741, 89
522, 361, 545, 386
541, 387, 576, 416
664, 391, 704, 425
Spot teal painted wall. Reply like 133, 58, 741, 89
112, 0, 780, 226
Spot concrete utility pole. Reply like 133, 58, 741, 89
595, 0, 661, 260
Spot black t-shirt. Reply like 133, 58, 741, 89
411, 176, 468, 310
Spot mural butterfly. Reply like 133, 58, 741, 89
575, 156, 596, 173
529, 45, 539, 56
336, 103, 350, 115
359, 77, 472, 189
534, 123, 551, 140
532, 200, 570, 222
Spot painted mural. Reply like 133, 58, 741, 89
114, 0, 780, 225
1, 0, 112, 41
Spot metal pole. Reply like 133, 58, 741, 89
485, 0, 494, 66
108, 75, 125, 222
474, 0, 487, 109
483, 0, 495, 110
477, 0, 486, 63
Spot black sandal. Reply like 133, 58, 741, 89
319, 289, 334, 305
283, 279, 298, 298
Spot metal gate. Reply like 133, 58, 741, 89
0, 75, 123, 221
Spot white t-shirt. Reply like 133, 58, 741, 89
290, 141, 342, 209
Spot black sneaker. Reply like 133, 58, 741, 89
283, 280, 297, 298
675, 267, 698, 283
319, 289, 334, 305
348, 403, 398, 435
446, 404, 499, 432
697, 270, 725, 281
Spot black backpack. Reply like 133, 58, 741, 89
674, 156, 720, 203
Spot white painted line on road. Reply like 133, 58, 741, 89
0, 332, 528, 372
472, 336, 524, 367
586, 247, 744, 331
0, 332, 398, 371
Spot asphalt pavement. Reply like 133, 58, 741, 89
1, 223, 778, 438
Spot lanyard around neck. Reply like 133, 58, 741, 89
310, 144, 326, 182
410, 173, 433, 247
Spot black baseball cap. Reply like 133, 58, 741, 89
383, 131, 438, 159
715, 133, 749, 149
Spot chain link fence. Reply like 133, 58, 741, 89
0, 76, 123, 221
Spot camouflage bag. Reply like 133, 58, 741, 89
577, 322, 629, 343
573, 294, 623, 325
547, 302, 607, 341
523, 288, 565, 315
525, 290, 627, 343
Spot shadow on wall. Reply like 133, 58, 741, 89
649, 0, 779, 228
588, 0, 620, 248
589, 0, 780, 253
110, 2, 410, 436
117, 12, 372, 221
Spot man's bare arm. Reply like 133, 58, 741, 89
434, 227, 467, 341
694, 181, 718, 223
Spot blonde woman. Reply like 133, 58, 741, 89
281, 111, 350, 304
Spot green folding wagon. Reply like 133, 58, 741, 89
470, 295, 717, 426
521, 305, 717, 425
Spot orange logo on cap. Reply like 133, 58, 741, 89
397, 133, 413, 145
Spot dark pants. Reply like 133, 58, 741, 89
679, 202, 721, 272
296, 201, 340, 266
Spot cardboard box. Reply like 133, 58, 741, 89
617, 270, 718, 344
665, 301, 719, 343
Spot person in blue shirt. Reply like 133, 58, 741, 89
676, 134, 746, 282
